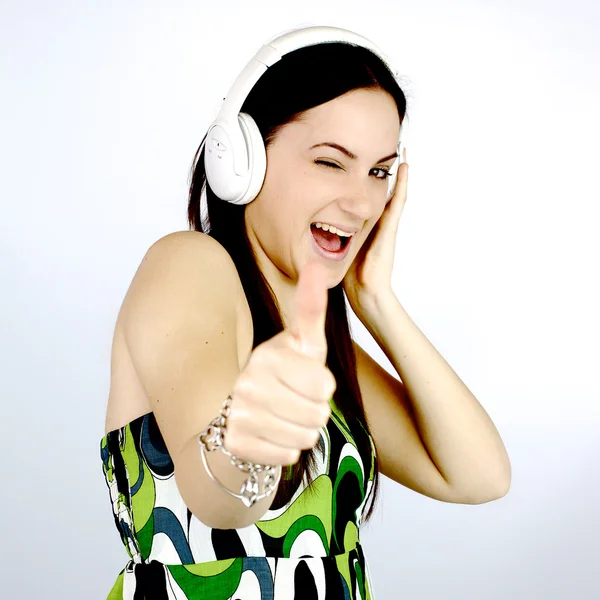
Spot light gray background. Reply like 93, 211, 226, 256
1, 0, 599, 598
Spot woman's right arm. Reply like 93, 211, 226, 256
118, 230, 278, 529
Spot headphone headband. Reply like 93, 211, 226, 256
217, 25, 398, 124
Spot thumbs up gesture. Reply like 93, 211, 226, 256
224, 261, 336, 466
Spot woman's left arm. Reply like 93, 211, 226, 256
356, 291, 512, 502
343, 150, 510, 502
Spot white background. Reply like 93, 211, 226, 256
1, 0, 599, 598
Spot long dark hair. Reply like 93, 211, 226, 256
188, 42, 407, 522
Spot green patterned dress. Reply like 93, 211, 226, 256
100, 396, 377, 599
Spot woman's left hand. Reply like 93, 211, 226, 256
342, 149, 408, 313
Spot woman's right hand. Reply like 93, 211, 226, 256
223, 260, 336, 466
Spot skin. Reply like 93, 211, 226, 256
243, 87, 401, 328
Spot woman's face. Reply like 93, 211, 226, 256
244, 87, 401, 307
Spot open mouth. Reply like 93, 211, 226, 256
310, 223, 352, 253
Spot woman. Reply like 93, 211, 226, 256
101, 26, 511, 599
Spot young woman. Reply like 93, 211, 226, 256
101, 26, 511, 599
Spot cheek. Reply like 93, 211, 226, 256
373, 203, 388, 225
356, 218, 381, 247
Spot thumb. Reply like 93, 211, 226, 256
289, 260, 329, 361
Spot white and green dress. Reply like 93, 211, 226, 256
100, 396, 377, 599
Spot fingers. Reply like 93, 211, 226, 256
246, 343, 335, 403
224, 431, 302, 466
224, 405, 325, 466
266, 373, 334, 424
270, 346, 337, 404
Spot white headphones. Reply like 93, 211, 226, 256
204, 25, 406, 206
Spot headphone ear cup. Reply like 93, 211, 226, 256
386, 157, 399, 202
386, 135, 407, 202
204, 121, 247, 203
236, 112, 266, 205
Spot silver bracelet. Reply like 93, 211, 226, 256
198, 394, 282, 508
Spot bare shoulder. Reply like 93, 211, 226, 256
105, 230, 247, 437
134, 230, 239, 286
120, 230, 241, 320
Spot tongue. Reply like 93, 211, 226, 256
312, 226, 342, 252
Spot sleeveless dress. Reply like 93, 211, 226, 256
100, 395, 377, 599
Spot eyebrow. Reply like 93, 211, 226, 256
309, 142, 398, 163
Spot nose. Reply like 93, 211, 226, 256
336, 180, 377, 222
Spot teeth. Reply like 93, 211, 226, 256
312, 222, 354, 237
